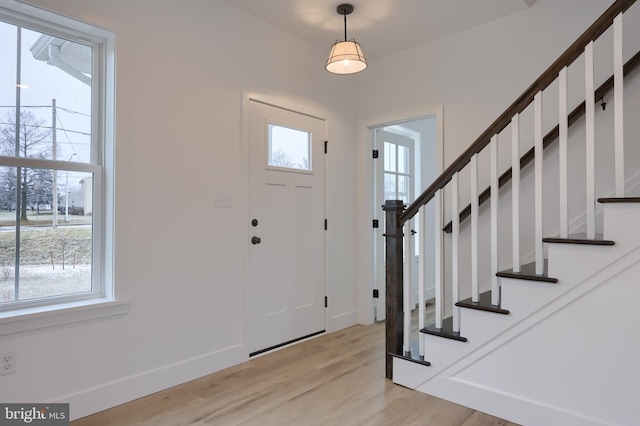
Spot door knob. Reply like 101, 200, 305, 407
251, 236, 261, 245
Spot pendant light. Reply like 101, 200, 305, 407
326, 4, 367, 74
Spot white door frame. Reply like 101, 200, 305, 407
241, 92, 329, 357
357, 106, 444, 325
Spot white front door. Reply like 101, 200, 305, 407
248, 100, 326, 356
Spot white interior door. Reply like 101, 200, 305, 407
374, 129, 416, 321
248, 100, 326, 356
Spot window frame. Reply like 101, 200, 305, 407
0, 0, 123, 332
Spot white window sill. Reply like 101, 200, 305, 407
0, 299, 130, 336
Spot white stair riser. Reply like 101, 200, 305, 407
392, 357, 435, 389
459, 308, 515, 344
422, 334, 469, 371
546, 243, 618, 285
500, 277, 563, 318
603, 203, 640, 246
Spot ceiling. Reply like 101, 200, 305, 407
224, 0, 536, 60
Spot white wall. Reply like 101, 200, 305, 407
0, 0, 358, 420
355, 0, 640, 322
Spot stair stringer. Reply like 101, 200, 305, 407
393, 248, 631, 390
393, 202, 640, 390
394, 244, 630, 391
394, 242, 635, 390
413, 243, 640, 426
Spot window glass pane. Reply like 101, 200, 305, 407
398, 145, 409, 174
0, 166, 17, 212
0, 224, 16, 304
0, 167, 93, 305
384, 141, 396, 172
268, 124, 311, 171
398, 175, 408, 195
0, 21, 17, 113
384, 173, 396, 201
397, 175, 409, 204
0, 27, 93, 163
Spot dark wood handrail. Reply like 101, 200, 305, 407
442, 49, 640, 233
399, 0, 636, 225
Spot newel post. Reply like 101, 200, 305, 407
384, 200, 404, 379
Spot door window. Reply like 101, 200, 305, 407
268, 123, 311, 171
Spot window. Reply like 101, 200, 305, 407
383, 141, 412, 203
0, 2, 114, 316
268, 123, 311, 171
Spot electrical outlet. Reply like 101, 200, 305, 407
0, 351, 15, 375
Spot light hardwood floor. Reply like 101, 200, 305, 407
72, 321, 518, 425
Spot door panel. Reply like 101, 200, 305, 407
248, 100, 325, 355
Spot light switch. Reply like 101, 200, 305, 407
214, 191, 233, 208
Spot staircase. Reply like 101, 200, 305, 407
384, 1, 640, 425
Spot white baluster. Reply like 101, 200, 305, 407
418, 205, 426, 358
614, 13, 624, 197
585, 41, 596, 239
434, 189, 443, 329
534, 92, 544, 275
559, 67, 569, 238
451, 172, 460, 333
403, 220, 411, 355
471, 154, 479, 303
490, 135, 500, 306
512, 114, 521, 272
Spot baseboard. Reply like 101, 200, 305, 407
420, 375, 606, 426
328, 309, 358, 332
57, 343, 245, 421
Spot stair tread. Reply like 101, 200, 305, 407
542, 233, 614, 245
496, 261, 558, 283
421, 316, 468, 342
455, 290, 509, 314
598, 197, 640, 203
390, 340, 431, 366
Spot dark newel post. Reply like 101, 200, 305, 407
384, 200, 404, 379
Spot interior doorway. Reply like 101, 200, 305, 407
372, 113, 441, 322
